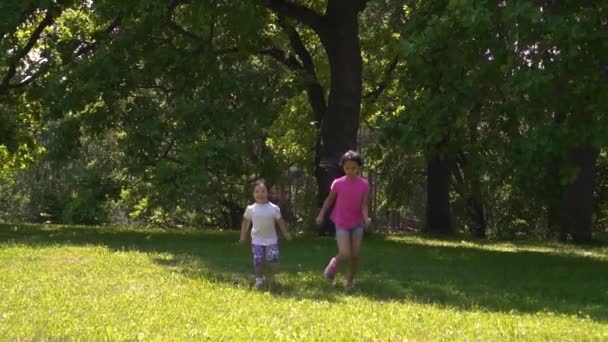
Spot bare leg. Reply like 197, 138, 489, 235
346, 233, 363, 285
325, 234, 351, 280
255, 260, 265, 278
252, 245, 265, 284
335, 234, 352, 269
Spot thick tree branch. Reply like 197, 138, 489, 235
165, 0, 207, 53
1, 6, 60, 89
282, 24, 327, 117
264, 0, 324, 33
327, 0, 370, 17
283, 24, 315, 74
1, 15, 122, 97
259, 47, 303, 70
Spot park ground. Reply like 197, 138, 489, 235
1, 224, 607, 341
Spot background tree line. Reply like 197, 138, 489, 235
1, 0, 606, 243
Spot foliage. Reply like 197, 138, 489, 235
373, 0, 608, 237
1, 1, 607, 240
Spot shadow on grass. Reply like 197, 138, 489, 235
1, 223, 607, 322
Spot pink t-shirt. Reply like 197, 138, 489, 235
330, 176, 369, 230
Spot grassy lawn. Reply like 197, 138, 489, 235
1, 223, 607, 341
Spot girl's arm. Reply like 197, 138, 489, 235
240, 218, 251, 243
316, 191, 337, 224
276, 218, 292, 240
362, 191, 370, 225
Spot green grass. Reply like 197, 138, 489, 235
1, 223, 607, 341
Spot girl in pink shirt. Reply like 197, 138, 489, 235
316, 150, 370, 289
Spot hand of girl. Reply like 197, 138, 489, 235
315, 215, 324, 225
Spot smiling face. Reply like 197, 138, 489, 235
343, 160, 360, 179
253, 183, 269, 203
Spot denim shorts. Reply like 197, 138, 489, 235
335, 225, 364, 238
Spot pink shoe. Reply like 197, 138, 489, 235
324, 257, 337, 281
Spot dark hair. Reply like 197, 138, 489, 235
340, 150, 363, 167
253, 178, 270, 191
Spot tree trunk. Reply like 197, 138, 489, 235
426, 145, 452, 234
559, 145, 599, 243
264, 1, 368, 235
315, 6, 364, 235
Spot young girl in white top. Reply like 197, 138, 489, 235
240, 179, 292, 289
